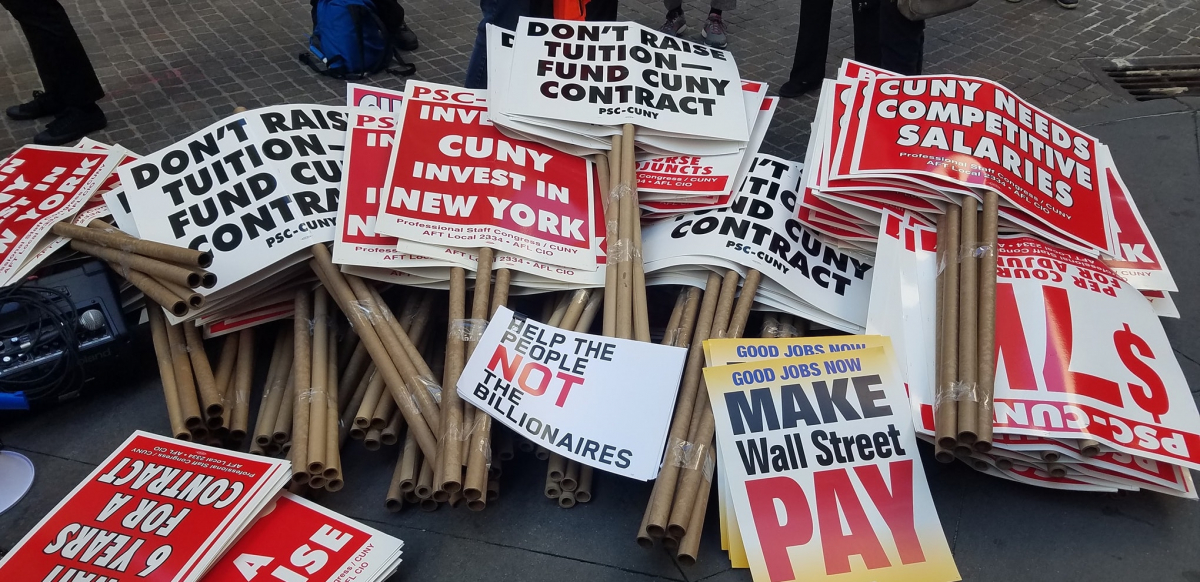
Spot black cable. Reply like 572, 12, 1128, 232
0, 282, 83, 404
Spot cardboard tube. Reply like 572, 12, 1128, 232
346, 276, 440, 433
562, 460, 580, 492
364, 428, 383, 451
381, 409, 404, 446
386, 444, 407, 512
416, 456, 435, 499
465, 258, 505, 502
546, 292, 569, 327
1041, 450, 1061, 463
603, 140, 620, 338
55, 221, 212, 267
491, 268, 511, 318
339, 363, 372, 447
72, 239, 201, 288
559, 491, 576, 508
623, 126, 651, 343
323, 334, 341, 483
548, 453, 567, 482
148, 305, 190, 438
182, 323, 223, 419
409, 292, 438, 343
559, 289, 591, 331
535, 446, 550, 461
934, 441, 956, 464
367, 284, 435, 382
936, 204, 961, 450
726, 270, 762, 339
674, 287, 702, 348
338, 332, 360, 376
337, 341, 370, 411
488, 458, 503, 481
467, 247, 494, 357
575, 288, 604, 333
307, 289, 330, 476
437, 267, 467, 494
641, 271, 724, 540
761, 312, 780, 338
371, 393, 396, 430
112, 264, 188, 316
230, 328, 254, 441
151, 275, 205, 309
1079, 439, 1101, 457
615, 129, 635, 341
518, 438, 535, 453
487, 479, 499, 502
272, 369, 295, 444
399, 427, 421, 493
1047, 463, 1068, 478
662, 289, 687, 346
253, 328, 292, 447
213, 332, 240, 401
545, 471, 562, 499
975, 190, 999, 453
958, 197, 980, 444
291, 289, 313, 484
355, 367, 383, 429
995, 457, 1014, 471
308, 244, 436, 462
498, 430, 514, 461
576, 466, 594, 503
675, 450, 713, 567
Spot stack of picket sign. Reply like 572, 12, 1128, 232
800, 59, 1198, 497
0, 431, 404, 582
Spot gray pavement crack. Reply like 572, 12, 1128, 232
350, 515, 688, 582
664, 546, 693, 582
6, 445, 98, 468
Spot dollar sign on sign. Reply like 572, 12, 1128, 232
1113, 323, 1168, 423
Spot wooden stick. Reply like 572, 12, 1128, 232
640, 272, 724, 543
291, 289, 313, 484
437, 267, 467, 494
72, 239, 202, 288
957, 197, 980, 445
975, 190, 999, 453
229, 328, 254, 441
183, 323, 223, 420
54, 221, 212, 267
148, 305, 191, 438
936, 204, 961, 451
308, 244, 437, 461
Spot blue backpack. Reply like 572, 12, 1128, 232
300, 0, 415, 79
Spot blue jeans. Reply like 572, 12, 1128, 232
464, 0, 531, 89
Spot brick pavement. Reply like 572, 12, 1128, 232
2, 0, 1198, 160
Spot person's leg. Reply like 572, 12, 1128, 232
661, 0, 686, 35
879, 0, 924, 75
780, 0, 834, 96
852, 0, 881, 68
702, 0, 735, 48
0, 0, 104, 111
464, 0, 529, 89
375, 0, 417, 50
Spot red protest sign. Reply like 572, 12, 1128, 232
1099, 152, 1175, 292
0, 145, 119, 283
0, 432, 290, 582
202, 493, 403, 582
849, 76, 1114, 255
375, 81, 596, 271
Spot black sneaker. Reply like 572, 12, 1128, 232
34, 104, 107, 146
396, 22, 418, 51
1057, 0, 1077, 7
779, 78, 821, 98
6, 91, 65, 121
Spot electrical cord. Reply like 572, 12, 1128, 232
0, 282, 82, 405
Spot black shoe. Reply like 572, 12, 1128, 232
1056, 0, 1077, 7
779, 78, 821, 98
6, 91, 65, 121
395, 22, 418, 51
34, 104, 107, 146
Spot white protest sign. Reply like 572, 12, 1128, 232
990, 235, 1200, 470
457, 306, 685, 480
375, 81, 597, 271
505, 18, 747, 142
120, 105, 348, 294
641, 154, 874, 329
704, 348, 959, 582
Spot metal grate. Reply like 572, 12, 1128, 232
1094, 56, 1200, 101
